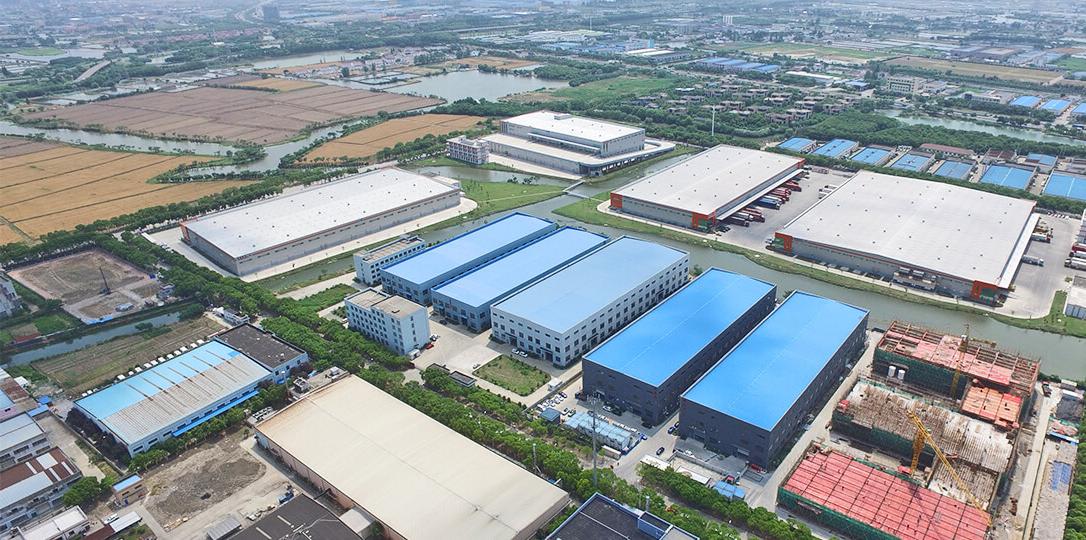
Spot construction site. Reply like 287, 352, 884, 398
777, 321, 1042, 540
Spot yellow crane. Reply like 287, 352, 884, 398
906, 408, 991, 524
949, 324, 970, 399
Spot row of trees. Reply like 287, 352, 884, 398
1063, 413, 1086, 538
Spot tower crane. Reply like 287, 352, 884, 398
906, 408, 990, 524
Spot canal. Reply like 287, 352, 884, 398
879, 109, 1083, 146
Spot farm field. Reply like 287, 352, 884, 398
24, 79, 443, 145
9, 249, 164, 323
506, 76, 675, 104
441, 56, 539, 70
207, 74, 323, 92
0, 136, 247, 240
302, 114, 484, 164
34, 316, 223, 394
885, 56, 1063, 84
717, 42, 890, 62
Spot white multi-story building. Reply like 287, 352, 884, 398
0, 274, 20, 320
353, 236, 426, 286
885, 74, 924, 95
13, 506, 89, 540
491, 237, 689, 367
446, 136, 489, 165
345, 289, 430, 356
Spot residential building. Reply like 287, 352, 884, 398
0, 448, 83, 533
0, 414, 49, 470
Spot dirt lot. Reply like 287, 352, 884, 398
25, 80, 444, 145
0, 136, 246, 240
885, 56, 1063, 84
302, 113, 483, 163
35, 316, 225, 394
441, 56, 538, 70
144, 433, 268, 529
207, 74, 322, 92
9, 249, 162, 323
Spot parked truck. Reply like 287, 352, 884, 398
1066, 258, 1086, 270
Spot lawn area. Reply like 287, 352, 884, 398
1056, 57, 1086, 73
293, 284, 358, 312
552, 77, 678, 103
990, 290, 1086, 337
474, 355, 549, 396
32, 313, 78, 335
15, 47, 64, 56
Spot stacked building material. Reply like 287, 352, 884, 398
960, 386, 1022, 430
779, 447, 990, 540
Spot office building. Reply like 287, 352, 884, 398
492, 237, 689, 367
352, 236, 425, 286
344, 289, 429, 356
214, 323, 308, 385
680, 292, 868, 467
446, 136, 489, 165
582, 269, 776, 426
381, 213, 556, 305
431, 227, 608, 332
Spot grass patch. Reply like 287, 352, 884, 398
4, 364, 47, 385
32, 313, 78, 335
474, 355, 549, 396
554, 196, 1086, 339
293, 284, 358, 312
715, 42, 886, 61
16, 47, 64, 56
552, 77, 678, 104
1056, 57, 1086, 73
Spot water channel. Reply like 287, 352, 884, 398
7, 311, 182, 365
879, 108, 1083, 145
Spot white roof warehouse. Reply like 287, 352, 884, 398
255, 376, 569, 540
775, 171, 1037, 304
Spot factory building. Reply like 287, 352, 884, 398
582, 269, 776, 426
352, 236, 425, 286
255, 376, 569, 540
780, 446, 989, 540
181, 168, 460, 276
73, 340, 272, 456
811, 139, 858, 159
492, 237, 689, 367
777, 137, 817, 153
213, 323, 309, 385
775, 171, 1037, 304
0, 448, 83, 534
431, 227, 608, 332
610, 145, 805, 231
874, 321, 1039, 403
344, 289, 429, 356
0, 414, 49, 470
381, 213, 555, 305
481, 111, 673, 176
546, 493, 698, 540
680, 291, 868, 468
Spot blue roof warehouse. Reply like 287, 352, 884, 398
431, 227, 608, 332
680, 291, 868, 468
74, 339, 277, 456
381, 212, 556, 305
582, 268, 776, 426
491, 237, 689, 367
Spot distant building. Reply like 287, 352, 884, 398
262, 5, 280, 22
214, 323, 309, 385
546, 492, 698, 540
345, 289, 429, 356
446, 136, 489, 165
352, 236, 425, 286
0, 448, 83, 533
885, 74, 924, 95
918, 143, 972, 160
0, 273, 20, 320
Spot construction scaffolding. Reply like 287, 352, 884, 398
832, 381, 1014, 506
960, 386, 1022, 429
779, 445, 990, 540
875, 321, 1039, 400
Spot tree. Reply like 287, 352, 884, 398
340, 66, 350, 78
62, 476, 107, 506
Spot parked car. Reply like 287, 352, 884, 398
656, 447, 666, 456
667, 426, 676, 435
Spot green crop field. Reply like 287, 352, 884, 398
553, 77, 677, 102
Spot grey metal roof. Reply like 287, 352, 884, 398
778, 171, 1037, 287
0, 414, 42, 454
504, 111, 643, 143
182, 168, 458, 259
615, 145, 803, 215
